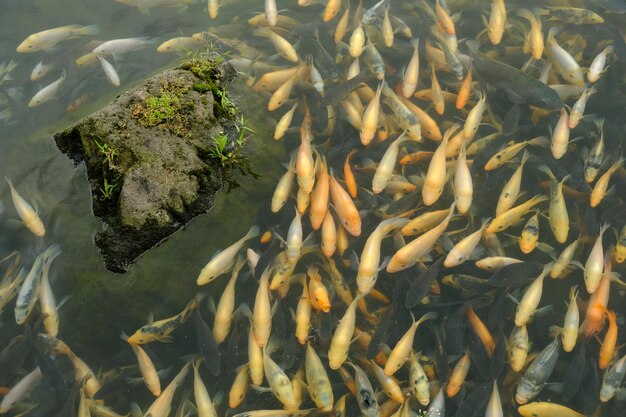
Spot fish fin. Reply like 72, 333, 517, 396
348, 250, 360, 271
536, 242, 556, 257
378, 256, 391, 271
250, 384, 273, 393
505, 292, 520, 305
157, 335, 174, 343
146, 312, 154, 324
207, 297, 216, 314
213, 389, 225, 407
56, 294, 73, 311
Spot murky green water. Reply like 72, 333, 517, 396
1, 0, 626, 416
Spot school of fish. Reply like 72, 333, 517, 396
1, 1, 626, 417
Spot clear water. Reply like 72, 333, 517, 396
0, 0, 625, 416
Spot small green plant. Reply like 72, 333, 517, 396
144, 92, 180, 126
93, 139, 118, 170
210, 132, 231, 166
99, 178, 117, 200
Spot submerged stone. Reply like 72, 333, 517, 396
54, 57, 244, 272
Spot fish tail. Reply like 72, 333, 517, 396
516, 8, 535, 22
245, 225, 261, 240
530, 7, 549, 17
75, 24, 99, 37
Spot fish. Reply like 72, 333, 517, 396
486, 194, 548, 234
360, 82, 384, 145
0, 367, 43, 413
157, 36, 205, 53
17, 25, 98, 52
550, 108, 570, 159
121, 333, 161, 396
196, 309, 221, 376
519, 212, 540, 254
583, 223, 610, 293
584, 120, 605, 183
197, 225, 260, 285
127, 294, 202, 344
328, 295, 363, 369
615, 225, 626, 264
569, 86, 596, 128
422, 127, 452, 205
305, 343, 333, 411
30, 61, 55, 81
144, 362, 190, 417
545, 28, 584, 87
405, 256, 445, 308
514, 263, 551, 326
467, 41, 562, 109
5, 177, 45, 236
496, 150, 528, 216
516, 337, 561, 404
263, 349, 298, 410
600, 351, 626, 402
385, 311, 437, 376
192, 358, 218, 417
508, 324, 529, 372
590, 157, 624, 207
361, 0, 389, 24
15, 245, 61, 325
93, 37, 154, 55
485, 0, 507, 45
387, 202, 455, 272
484, 136, 549, 171
588, 45, 613, 83
329, 171, 361, 236
444, 219, 490, 267
533, 6, 604, 25
97, 55, 120, 87
254, 29, 299, 63
447, 351, 471, 397
517, 9, 544, 60
28, 70, 66, 107
348, 362, 379, 417
518, 403, 585, 417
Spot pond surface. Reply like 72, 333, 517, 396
1, 0, 626, 416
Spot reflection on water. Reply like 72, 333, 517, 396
1, 0, 626, 416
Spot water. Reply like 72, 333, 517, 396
0, 0, 625, 416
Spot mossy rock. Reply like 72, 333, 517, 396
53, 56, 247, 272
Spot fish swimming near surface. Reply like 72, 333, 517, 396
467, 40, 563, 109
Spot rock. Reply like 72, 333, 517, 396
54, 55, 246, 272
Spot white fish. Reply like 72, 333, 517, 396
97, 55, 121, 87
265, 0, 278, 26
28, 70, 66, 107
30, 61, 55, 81
93, 37, 154, 56
0, 367, 43, 413
545, 27, 584, 86
588, 45, 613, 83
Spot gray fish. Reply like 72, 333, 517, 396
195, 309, 221, 376
321, 72, 375, 105
348, 363, 379, 417
361, 0, 391, 24
313, 31, 339, 82
466, 41, 563, 110
516, 337, 561, 404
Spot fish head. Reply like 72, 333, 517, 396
17, 39, 41, 53
530, 88, 563, 110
